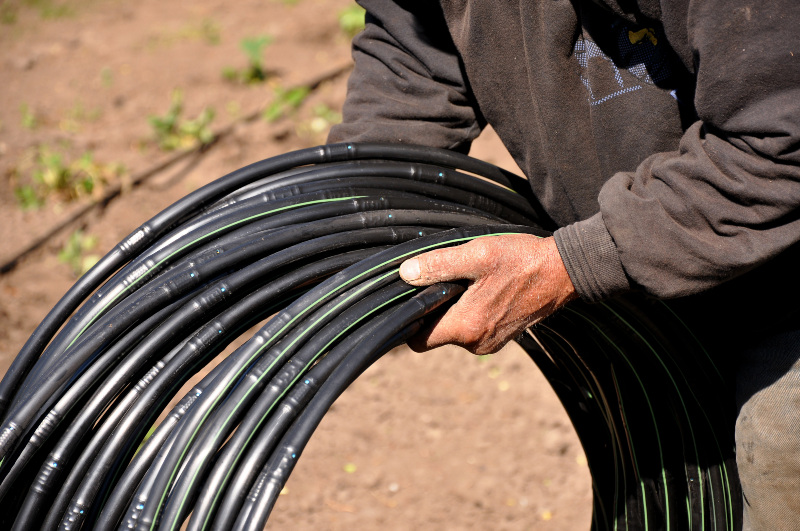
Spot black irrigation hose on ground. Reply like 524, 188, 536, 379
0, 142, 741, 530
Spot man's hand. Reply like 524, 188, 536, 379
399, 234, 577, 355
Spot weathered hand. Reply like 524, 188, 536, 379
399, 234, 577, 355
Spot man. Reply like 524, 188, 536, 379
328, 1, 800, 528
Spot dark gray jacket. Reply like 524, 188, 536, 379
329, 0, 800, 304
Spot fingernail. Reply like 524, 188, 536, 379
400, 258, 420, 281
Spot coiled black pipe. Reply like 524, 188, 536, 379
35, 248, 383, 531
0, 142, 539, 421
0, 143, 739, 531
231, 282, 465, 531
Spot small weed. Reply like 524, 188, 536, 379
20, 103, 38, 130
0, 3, 18, 24
59, 229, 100, 277
14, 185, 43, 210
241, 35, 272, 72
59, 118, 79, 134
191, 18, 221, 45
309, 104, 342, 133
263, 85, 310, 122
146, 18, 221, 50
296, 104, 342, 142
338, 5, 366, 37
148, 90, 216, 151
225, 101, 241, 119
221, 67, 239, 83
24, 0, 74, 19
60, 102, 102, 133
100, 67, 113, 88
12, 146, 125, 209
222, 35, 274, 84
71, 152, 125, 194
2, 0, 75, 21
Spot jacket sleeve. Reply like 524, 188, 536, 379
555, 0, 800, 301
327, 0, 484, 153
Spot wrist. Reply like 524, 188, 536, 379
553, 213, 630, 303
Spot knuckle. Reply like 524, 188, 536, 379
469, 239, 490, 260
466, 238, 497, 268
459, 316, 486, 345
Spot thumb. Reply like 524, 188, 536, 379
399, 244, 480, 286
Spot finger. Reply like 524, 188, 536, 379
408, 309, 506, 355
407, 308, 467, 352
399, 242, 484, 286
407, 293, 492, 353
406, 312, 445, 353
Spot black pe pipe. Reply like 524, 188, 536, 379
0, 143, 740, 531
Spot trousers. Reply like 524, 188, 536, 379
668, 245, 800, 530
736, 324, 800, 530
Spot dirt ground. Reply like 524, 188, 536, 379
0, 0, 591, 528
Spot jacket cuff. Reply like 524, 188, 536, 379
553, 212, 631, 303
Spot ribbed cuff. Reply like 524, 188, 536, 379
553, 212, 630, 303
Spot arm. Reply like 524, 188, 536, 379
328, 0, 484, 152
401, 0, 800, 353
336, 0, 800, 355
557, 0, 800, 301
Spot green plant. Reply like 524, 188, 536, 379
149, 18, 222, 49
220, 66, 239, 83
71, 152, 124, 193
222, 35, 274, 83
20, 103, 37, 130
14, 185, 42, 210
148, 90, 216, 151
100, 67, 114, 88
296, 104, 343, 142
199, 18, 222, 45
60, 102, 102, 133
58, 229, 100, 277
338, 5, 366, 37
25, 0, 74, 19
180, 18, 221, 45
263, 85, 310, 122
225, 100, 241, 119
12, 146, 125, 209
0, 3, 18, 24
308, 104, 342, 133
